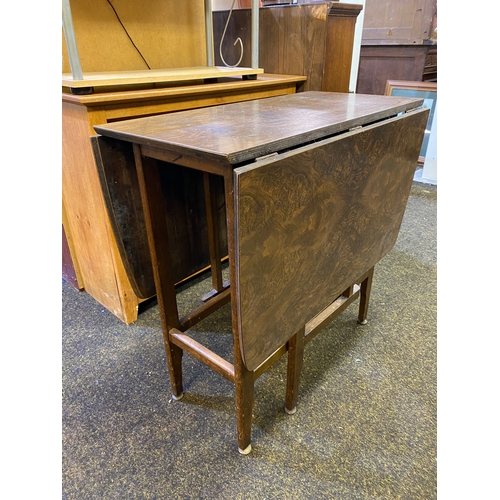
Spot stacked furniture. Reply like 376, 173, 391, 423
62, 0, 305, 323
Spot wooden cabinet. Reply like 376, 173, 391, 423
356, 0, 437, 95
213, 1, 362, 93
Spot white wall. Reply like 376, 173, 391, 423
213, 0, 237, 10
421, 103, 437, 184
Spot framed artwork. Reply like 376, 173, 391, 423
384, 80, 437, 164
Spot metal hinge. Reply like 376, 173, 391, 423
255, 152, 278, 161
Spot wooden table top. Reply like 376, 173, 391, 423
94, 91, 424, 165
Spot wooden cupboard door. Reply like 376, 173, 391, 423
234, 107, 429, 371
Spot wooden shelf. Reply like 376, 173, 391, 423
62, 66, 264, 90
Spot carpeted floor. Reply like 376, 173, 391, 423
62, 181, 437, 499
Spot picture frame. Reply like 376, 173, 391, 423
384, 80, 437, 165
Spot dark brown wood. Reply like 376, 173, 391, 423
213, 3, 361, 93
94, 92, 430, 452
223, 169, 255, 454
94, 92, 424, 167
305, 286, 360, 342
92, 135, 155, 299
252, 345, 288, 381
170, 329, 235, 383
234, 107, 429, 370
356, 45, 431, 95
204, 172, 224, 293
134, 145, 184, 398
285, 326, 305, 414
92, 135, 229, 300
65, 73, 306, 325
322, 3, 363, 92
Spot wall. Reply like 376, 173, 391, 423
62, 0, 207, 73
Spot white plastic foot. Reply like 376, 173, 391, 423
171, 392, 184, 401
285, 406, 297, 415
238, 444, 252, 455
358, 319, 368, 325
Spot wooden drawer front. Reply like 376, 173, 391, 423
234, 108, 428, 371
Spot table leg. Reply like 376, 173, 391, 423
235, 360, 254, 454
203, 172, 224, 294
134, 145, 184, 398
285, 326, 305, 415
223, 169, 256, 454
358, 266, 374, 325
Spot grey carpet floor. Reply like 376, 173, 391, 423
62, 181, 437, 499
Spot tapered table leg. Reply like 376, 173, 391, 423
358, 266, 374, 325
285, 326, 305, 415
235, 362, 254, 454
134, 144, 184, 398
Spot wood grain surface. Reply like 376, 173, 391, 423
213, 4, 330, 91
62, 67, 264, 89
92, 135, 228, 299
94, 91, 424, 166
234, 108, 429, 370
213, 3, 361, 93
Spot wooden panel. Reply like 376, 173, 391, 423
61, 74, 305, 111
234, 108, 429, 370
92, 135, 228, 299
92, 136, 155, 298
62, 67, 264, 90
361, 0, 436, 44
62, 101, 139, 323
62, 225, 80, 289
62, 0, 207, 73
356, 44, 430, 95
213, 4, 330, 91
62, 201, 83, 289
322, 4, 362, 92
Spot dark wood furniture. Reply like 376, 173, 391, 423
92, 92, 428, 453
213, 1, 362, 93
356, 44, 434, 95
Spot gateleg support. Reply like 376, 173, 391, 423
235, 364, 255, 454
